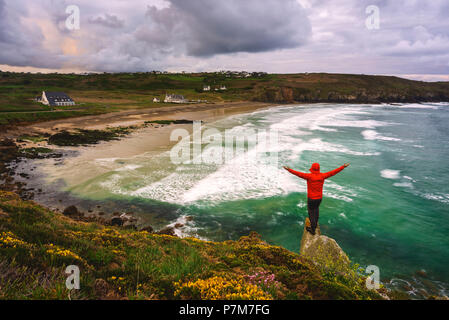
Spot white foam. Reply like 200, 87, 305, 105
393, 182, 414, 189
362, 130, 401, 141
325, 192, 354, 202
124, 107, 376, 204
99, 104, 388, 205
165, 215, 207, 240
422, 193, 449, 204
269, 106, 392, 134
399, 103, 439, 110
99, 174, 125, 194
403, 176, 417, 182
290, 138, 380, 157
381, 169, 401, 179
297, 202, 306, 208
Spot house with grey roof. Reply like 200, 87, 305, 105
40, 91, 75, 107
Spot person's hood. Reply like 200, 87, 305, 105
309, 163, 321, 173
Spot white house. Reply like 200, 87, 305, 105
153, 97, 160, 103
203, 85, 211, 91
40, 91, 75, 107
219, 85, 227, 90
164, 94, 187, 104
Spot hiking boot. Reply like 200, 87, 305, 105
306, 226, 315, 235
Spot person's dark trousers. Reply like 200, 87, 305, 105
307, 198, 322, 233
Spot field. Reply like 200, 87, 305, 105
1, 71, 449, 127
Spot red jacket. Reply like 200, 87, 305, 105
286, 163, 346, 200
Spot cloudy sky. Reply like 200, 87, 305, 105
0, 0, 448, 81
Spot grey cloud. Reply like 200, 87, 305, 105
88, 14, 125, 29
0, 0, 63, 69
147, 0, 311, 57
0, 0, 449, 75
292, 0, 449, 75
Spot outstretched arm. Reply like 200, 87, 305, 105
283, 166, 310, 180
323, 163, 350, 179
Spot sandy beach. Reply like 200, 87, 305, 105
2, 101, 274, 143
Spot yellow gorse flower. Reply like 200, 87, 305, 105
174, 276, 272, 300
0, 231, 29, 248
45, 244, 83, 261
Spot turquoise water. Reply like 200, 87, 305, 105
37, 103, 449, 297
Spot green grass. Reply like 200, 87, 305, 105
0, 190, 385, 300
1, 71, 448, 127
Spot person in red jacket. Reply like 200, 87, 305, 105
283, 163, 350, 235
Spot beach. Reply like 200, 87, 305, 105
2, 101, 273, 143
3, 100, 277, 223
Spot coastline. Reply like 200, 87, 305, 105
1, 101, 274, 143
2, 101, 449, 299
1, 100, 277, 230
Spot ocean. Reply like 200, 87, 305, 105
31, 102, 449, 298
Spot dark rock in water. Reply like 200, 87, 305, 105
415, 270, 428, 278
185, 216, 194, 222
110, 217, 124, 227
140, 225, 154, 233
157, 226, 176, 236
300, 218, 350, 269
63, 205, 80, 217
113, 212, 120, 217
98, 212, 105, 216
174, 223, 184, 229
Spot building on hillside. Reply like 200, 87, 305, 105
219, 85, 227, 90
40, 91, 75, 107
164, 94, 187, 103
203, 85, 211, 91
153, 97, 161, 103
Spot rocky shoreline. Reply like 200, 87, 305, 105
0, 121, 199, 235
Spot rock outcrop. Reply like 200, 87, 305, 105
63, 205, 81, 217
300, 218, 350, 269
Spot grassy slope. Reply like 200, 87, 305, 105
1, 71, 449, 126
0, 191, 382, 300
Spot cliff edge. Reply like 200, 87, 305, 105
300, 218, 350, 270
0, 191, 384, 300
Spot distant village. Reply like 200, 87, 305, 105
148, 70, 268, 79
12, 69, 268, 107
